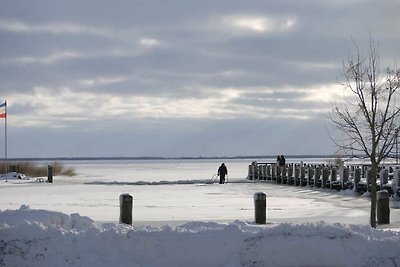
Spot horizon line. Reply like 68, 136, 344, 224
3, 154, 351, 161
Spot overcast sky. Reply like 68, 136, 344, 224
0, 0, 399, 158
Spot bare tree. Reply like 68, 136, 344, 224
329, 38, 400, 227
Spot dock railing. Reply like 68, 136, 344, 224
247, 161, 400, 196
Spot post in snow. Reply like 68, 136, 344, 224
47, 165, 53, 183
119, 193, 133, 225
254, 192, 266, 224
377, 190, 390, 224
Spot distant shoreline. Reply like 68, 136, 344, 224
4, 155, 342, 161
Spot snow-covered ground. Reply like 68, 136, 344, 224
1, 159, 400, 266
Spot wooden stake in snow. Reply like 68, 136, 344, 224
377, 190, 390, 224
254, 192, 266, 224
353, 168, 361, 192
47, 165, 53, 183
119, 194, 133, 225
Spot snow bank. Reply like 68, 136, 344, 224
1, 206, 400, 267
0, 172, 31, 180
0, 205, 95, 230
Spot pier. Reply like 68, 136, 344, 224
247, 161, 400, 197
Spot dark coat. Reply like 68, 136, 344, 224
279, 156, 286, 167
218, 165, 228, 177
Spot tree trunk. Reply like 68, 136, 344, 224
370, 162, 378, 228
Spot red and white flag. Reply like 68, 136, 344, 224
0, 102, 6, 118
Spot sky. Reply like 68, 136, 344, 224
0, 0, 399, 158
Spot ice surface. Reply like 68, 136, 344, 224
1, 159, 400, 266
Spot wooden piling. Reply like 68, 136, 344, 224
314, 166, 321, 187
341, 166, 349, 189
276, 165, 282, 183
266, 164, 271, 180
300, 166, 306, 186
379, 169, 389, 190
377, 190, 390, 224
287, 164, 294, 185
254, 192, 266, 224
271, 164, 276, 181
261, 165, 267, 180
330, 167, 337, 189
307, 165, 314, 186
321, 167, 329, 188
248, 164, 254, 180
393, 169, 400, 198
294, 164, 300, 186
119, 194, 133, 225
47, 165, 53, 183
353, 168, 361, 192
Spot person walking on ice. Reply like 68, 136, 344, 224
218, 163, 228, 184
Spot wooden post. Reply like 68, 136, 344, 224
362, 165, 367, 178
392, 169, 400, 198
271, 164, 276, 181
47, 165, 53, 183
341, 166, 349, 190
294, 164, 300, 186
379, 169, 389, 190
248, 164, 254, 180
119, 194, 133, 225
254, 164, 259, 180
280, 165, 286, 184
377, 190, 390, 224
307, 165, 314, 186
276, 165, 281, 183
266, 164, 271, 180
353, 168, 361, 192
300, 166, 306, 186
287, 164, 293, 185
314, 166, 321, 187
330, 167, 337, 189
254, 192, 266, 224
321, 167, 329, 188
261, 165, 267, 180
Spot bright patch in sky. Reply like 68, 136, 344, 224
233, 17, 268, 32
140, 38, 160, 46
79, 76, 127, 87
0, 18, 111, 37
300, 84, 343, 102
224, 15, 297, 33
9, 51, 81, 65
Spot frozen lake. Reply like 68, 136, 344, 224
1, 158, 400, 229
44, 157, 329, 182
66, 158, 252, 182
3, 158, 400, 266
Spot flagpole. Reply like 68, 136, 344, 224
4, 100, 7, 175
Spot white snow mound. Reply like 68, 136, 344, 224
0, 172, 31, 180
1, 207, 400, 267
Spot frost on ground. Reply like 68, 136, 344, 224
1, 206, 400, 267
